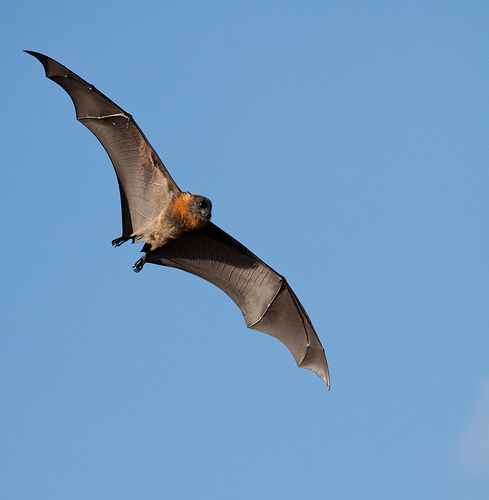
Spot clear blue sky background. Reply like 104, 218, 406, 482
1, 1, 488, 498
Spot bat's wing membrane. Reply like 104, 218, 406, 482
147, 222, 330, 386
26, 51, 180, 236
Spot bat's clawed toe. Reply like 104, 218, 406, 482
112, 236, 129, 247
112, 235, 138, 247
133, 255, 146, 273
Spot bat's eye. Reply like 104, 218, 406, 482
199, 201, 206, 208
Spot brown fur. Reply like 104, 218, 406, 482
136, 192, 208, 253
172, 192, 208, 231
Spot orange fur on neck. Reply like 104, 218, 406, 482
172, 193, 206, 231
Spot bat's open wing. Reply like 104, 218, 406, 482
146, 223, 330, 386
26, 51, 181, 236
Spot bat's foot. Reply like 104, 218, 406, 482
112, 235, 135, 247
133, 255, 146, 273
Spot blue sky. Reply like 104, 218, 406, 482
1, 1, 488, 498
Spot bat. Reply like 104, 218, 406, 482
26, 51, 330, 387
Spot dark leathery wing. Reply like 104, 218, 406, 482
25, 50, 180, 237
147, 223, 330, 385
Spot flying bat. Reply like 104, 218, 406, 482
26, 51, 330, 387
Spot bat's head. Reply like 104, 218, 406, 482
173, 192, 212, 231
189, 193, 212, 222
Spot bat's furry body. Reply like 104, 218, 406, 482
27, 51, 330, 387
